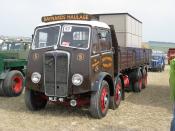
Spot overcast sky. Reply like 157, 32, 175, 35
0, 0, 175, 42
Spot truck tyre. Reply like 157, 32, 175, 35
90, 80, 110, 119
109, 78, 122, 110
159, 67, 162, 72
25, 88, 47, 111
3, 70, 24, 97
130, 68, 141, 80
142, 68, 147, 89
0, 80, 5, 96
133, 69, 143, 92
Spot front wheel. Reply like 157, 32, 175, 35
25, 88, 47, 111
90, 80, 110, 119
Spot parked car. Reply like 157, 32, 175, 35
149, 53, 165, 72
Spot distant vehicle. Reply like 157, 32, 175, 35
0, 39, 30, 97
149, 53, 165, 72
168, 48, 175, 64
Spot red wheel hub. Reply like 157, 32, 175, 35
12, 76, 23, 94
115, 82, 121, 104
100, 87, 108, 113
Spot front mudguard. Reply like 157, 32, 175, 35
91, 72, 114, 93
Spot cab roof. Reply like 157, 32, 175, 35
38, 20, 110, 29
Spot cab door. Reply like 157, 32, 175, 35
91, 28, 101, 83
98, 28, 114, 77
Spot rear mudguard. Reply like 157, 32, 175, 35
0, 70, 10, 80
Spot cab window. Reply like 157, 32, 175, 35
60, 25, 90, 49
91, 29, 99, 55
98, 29, 112, 52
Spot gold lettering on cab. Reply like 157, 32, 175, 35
42, 14, 90, 23
102, 56, 113, 69
92, 59, 100, 68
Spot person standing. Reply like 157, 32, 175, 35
170, 58, 175, 131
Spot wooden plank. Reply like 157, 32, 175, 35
115, 47, 151, 72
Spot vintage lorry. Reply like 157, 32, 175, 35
25, 13, 151, 118
149, 51, 165, 72
168, 48, 175, 64
0, 39, 30, 96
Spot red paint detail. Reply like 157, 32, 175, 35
40, 94, 48, 101
50, 97, 90, 107
100, 87, 107, 113
76, 99, 90, 107
12, 76, 23, 94
115, 81, 121, 104
123, 75, 130, 88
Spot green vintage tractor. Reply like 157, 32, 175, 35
0, 39, 30, 96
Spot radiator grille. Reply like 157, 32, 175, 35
44, 51, 69, 97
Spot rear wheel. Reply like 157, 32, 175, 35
25, 88, 47, 111
142, 68, 147, 89
109, 78, 122, 110
3, 70, 24, 97
133, 77, 142, 92
133, 69, 143, 92
90, 80, 110, 119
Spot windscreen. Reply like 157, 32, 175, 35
32, 25, 60, 49
0, 42, 24, 51
152, 56, 161, 60
60, 25, 90, 49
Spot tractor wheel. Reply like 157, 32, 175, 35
3, 70, 24, 97
90, 80, 110, 119
109, 78, 122, 110
142, 68, 147, 89
25, 88, 47, 111
0, 80, 5, 96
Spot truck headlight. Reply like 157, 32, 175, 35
72, 74, 83, 86
31, 72, 41, 84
